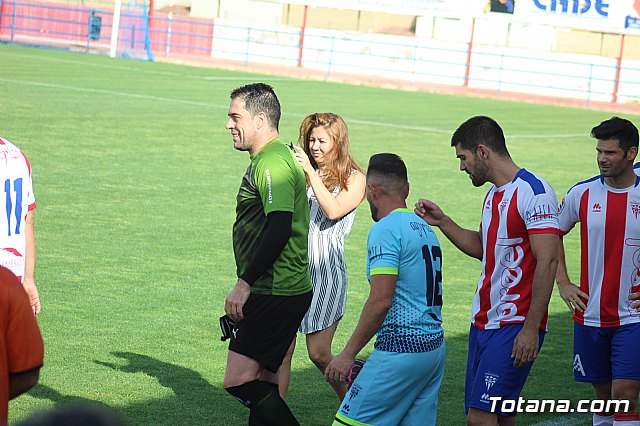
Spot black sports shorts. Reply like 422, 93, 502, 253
228, 290, 312, 373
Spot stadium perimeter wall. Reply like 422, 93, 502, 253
1, 0, 639, 113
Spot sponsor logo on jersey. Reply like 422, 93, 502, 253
485, 199, 491, 210
558, 197, 565, 214
265, 169, 272, 204
573, 354, 586, 376
592, 203, 602, 213
495, 237, 526, 322
410, 221, 434, 238
525, 205, 556, 224
629, 260, 640, 316
368, 245, 384, 261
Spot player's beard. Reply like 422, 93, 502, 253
469, 158, 489, 187
232, 128, 255, 152
598, 158, 629, 179
233, 133, 251, 151
369, 201, 379, 222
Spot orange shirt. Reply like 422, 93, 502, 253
0, 266, 44, 426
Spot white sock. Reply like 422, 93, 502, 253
594, 413, 614, 426
613, 412, 640, 426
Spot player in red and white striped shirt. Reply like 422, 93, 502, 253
416, 116, 559, 426
0, 136, 40, 315
629, 163, 640, 311
557, 117, 640, 426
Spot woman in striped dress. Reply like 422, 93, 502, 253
279, 112, 365, 401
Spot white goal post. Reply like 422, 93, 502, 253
108, 0, 154, 61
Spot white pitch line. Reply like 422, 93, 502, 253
342, 118, 452, 134
0, 50, 296, 82
530, 412, 591, 426
0, 76, 586, 139
510, 133, 585, 139
0, 77, 218, 108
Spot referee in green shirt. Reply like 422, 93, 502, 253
222, 83, 312, 426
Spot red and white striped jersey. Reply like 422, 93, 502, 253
0, 136, 36, 280
472, 169, 560, 330
558, 174, 640, 327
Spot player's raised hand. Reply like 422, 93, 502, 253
292, 145, 314, 176
414, 198, 446, 226
225, 279, 251, 322
557, 281, 588, 313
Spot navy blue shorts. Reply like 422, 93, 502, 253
573, 322, 640, 383
465, 324, 545, 416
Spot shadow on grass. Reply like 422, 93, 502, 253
27, 312, 594, 426
27, 351, 341, 425
94, 352, 232, 425
28, 352, 232, 425
29, 384, 98, 406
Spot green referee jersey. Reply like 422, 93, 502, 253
233, 138, 312, 296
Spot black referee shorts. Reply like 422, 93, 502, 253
229, 290, 312, 373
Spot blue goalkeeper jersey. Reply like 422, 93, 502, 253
367, 208, 444, 353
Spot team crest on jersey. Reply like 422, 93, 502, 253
573, 354, 586, 376
499, 200, 508, 214
631, 202, 640, 219
592, 203, 602, 213
484, 372, 499, 391
558, 198, 565, 213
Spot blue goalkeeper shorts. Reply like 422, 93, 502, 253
333, 341, 445, 426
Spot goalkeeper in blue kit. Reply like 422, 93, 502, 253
325, 153, 446, 426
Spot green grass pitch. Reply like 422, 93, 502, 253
2, 43, 638, 425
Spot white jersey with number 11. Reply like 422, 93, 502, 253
0, 137, 36, 280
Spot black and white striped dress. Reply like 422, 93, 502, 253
299, 185, 356, 334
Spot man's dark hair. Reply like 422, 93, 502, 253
367, 153, 408, 192
451, 116, 509, 157
230, 83, 281, 131
591, 116, 639, 154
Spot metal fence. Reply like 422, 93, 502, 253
1, 0, 639, 106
